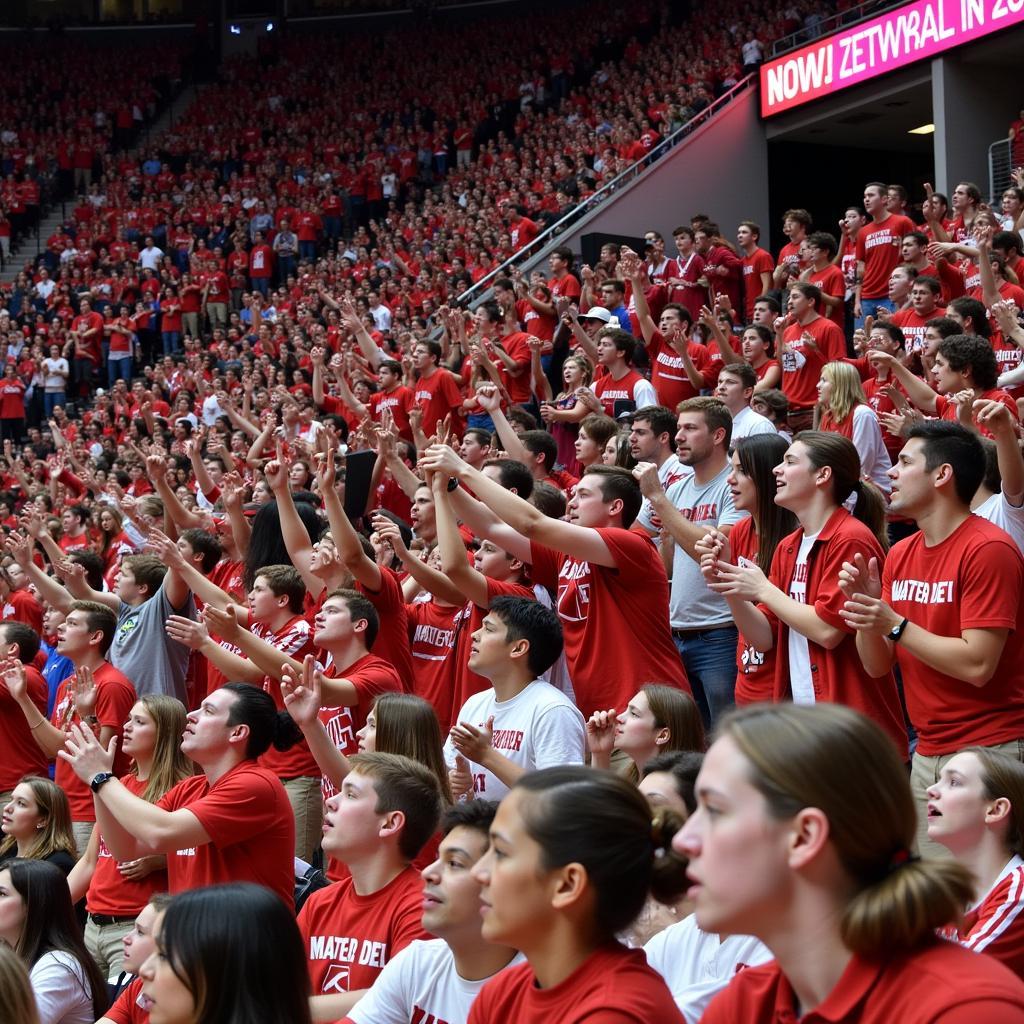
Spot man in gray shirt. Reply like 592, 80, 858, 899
633, 397, 745, 728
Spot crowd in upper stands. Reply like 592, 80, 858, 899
3, 4, 1024, 1024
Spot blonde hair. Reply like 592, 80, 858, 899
0, 944, 39, 1024
818, 361, 867, 426
721, 703, 972, 956
132, 695, 195, 803
0, 776, 76, 862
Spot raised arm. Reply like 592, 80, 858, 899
266, 448, 322, 595
420, 444, 616, 567
432, 476, 491, 607
317, 448, 382, 590
868, 351, 938, 414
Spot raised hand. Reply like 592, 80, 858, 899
71, 664, 98, 719
280, 654, 322, 729
449, 715, 494, 763
165, 614, 209, 650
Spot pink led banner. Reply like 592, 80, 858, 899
761, 0, 1024, 117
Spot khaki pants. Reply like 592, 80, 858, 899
72, 820, 95, 857
84, 916, 134, 981
206, 302, 227, 330
282, 775, 323, 863
182, 311, 199, 340
911, 738, 1024, 857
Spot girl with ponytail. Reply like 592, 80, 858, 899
677, 704, 1024, 1021
699, 432, 907, 754
468, 766, 686, 1023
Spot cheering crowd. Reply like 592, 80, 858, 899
2, 6, 1024, 1022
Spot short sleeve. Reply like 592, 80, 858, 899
188, 771, 284, 846
346, 944, 416, 1024
528, 541, 561, 589
95, 679, 136, 731
30, 952, 93, 1024
958, 539, 1024, 631
532, 702, 586, 770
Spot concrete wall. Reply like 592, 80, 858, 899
556, 85, 769, 257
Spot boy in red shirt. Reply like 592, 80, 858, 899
420, 446, 688, 720
854, 182, 916, 325
842, 420, 1024, 856
297, 752, 442, 1021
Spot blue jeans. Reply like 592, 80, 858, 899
162, 331, 181, 355
299, 240, 317, 262
856, 297, 894, 329
108, 355, 133, 387
43, 392, 65, 417
673, 625, 739, 731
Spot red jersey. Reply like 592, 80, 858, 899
298, 865, 429, 997
251, 614, 319, 779
783, 314, 846, 363
779, 332, 827, 411
0, 664, 47, 791
406, 600, 462, 731
701, 940, 1024, 1023
413, 369, 463, 435
104, 977, 147, 1024
764, 508, 908, 758
809, 264, 846, 328
941, 857, 1024, 978
729, 518, 775, 705
2, 587, 43, 634
592, 368, 652, 417
156, 761, 294, 905
884, 515, 1024, 755
856, 214, 916, 299
357, 567, 414, 691
741, 248, 775, 323
529, 528, 688, 718
646, 328, 710, 409
87, 773, 167, 916
52, 665, 136, 820
469, 943, 684, 1024
369, 386, 414, 440
0, 378, 26, 419
317, 653, 403, 800
891, 306, 940, 355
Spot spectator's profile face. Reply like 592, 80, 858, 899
421, 825, 493, 938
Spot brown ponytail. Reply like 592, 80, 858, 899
721, 703, 972, 957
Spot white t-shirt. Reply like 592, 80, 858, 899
849, 404, 892, 493
730, 404, 777, 441
30, 950, 95, 1024
635, 453, 692, 538
974, 491, 1024, 555
347, 938, 525, 1024
443, 681, 586, 801
42, 357, 69, 391
644, 915, 772, 1024
787, 531, 819, 703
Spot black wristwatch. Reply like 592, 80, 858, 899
446, 476, 459, 492
90, 772, 115, 793
888, 618, 910, 644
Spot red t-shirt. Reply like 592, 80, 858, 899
357, 567, 415, 692
297, 865, 429, 996
2, 588, 43, 636
0, 664, 47, 791
413, 369, 464, 435
593, 368, 650, 417
52, 665, 137, 820
809, 264, 846, 328
469, 943, 684, 1024
0, 378, 26, 419
741, 248, 775, 323
498, 331, 533, 404
856, 214, 916, 299
729, 518, 775, 705
369, 386, 415, 440
890, 307, 938, 355
934, 389, 1019, 439
316, 653, 403, 800
103, 977, 147, 1024
529, 528, 688, 718
783, 314, 846, 363
87, 773, 167, 916
156, 761, 295, 905
406, 600, 463, 731
701, 940, 1024, 1023
647, 328, 710, 410
763, 508, 908, 758
779, 332, 827, 411
884, 515, 1024, 755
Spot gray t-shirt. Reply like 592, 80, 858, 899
113, 577, 195, 703
664, 464, 746, 628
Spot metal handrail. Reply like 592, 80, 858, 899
453, 74, 756, 311
768, 0, 907, 57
